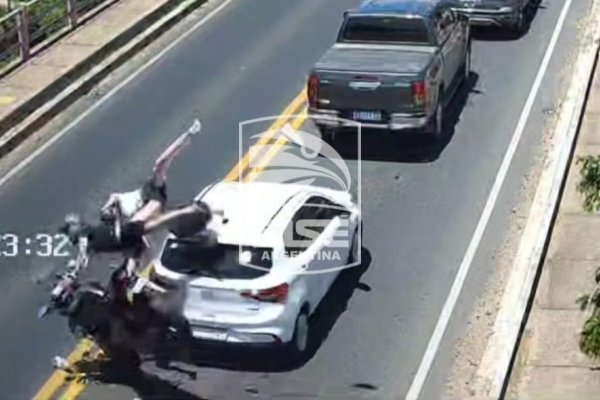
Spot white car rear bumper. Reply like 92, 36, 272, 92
182, 301, 299, 345
151, 261, 302, 346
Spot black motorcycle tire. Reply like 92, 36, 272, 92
65, 274, 162, 366
69, 307, 140, 367
67, 287, 112, 339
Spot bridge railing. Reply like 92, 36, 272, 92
0, 0, 119, 76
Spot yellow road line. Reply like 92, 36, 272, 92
32, 340, 94, 400
58, 379, 87, 400
224, 89, 306, 182
40, 91, 307, 400
244, 110, 307, 182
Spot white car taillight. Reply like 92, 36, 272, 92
241, 283, 289, 303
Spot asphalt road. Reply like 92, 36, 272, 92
0, 0, 591, 398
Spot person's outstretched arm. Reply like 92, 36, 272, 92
130, 200, 162, 223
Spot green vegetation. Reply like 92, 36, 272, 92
577, 272, 600, 359
0, 0, 110, 66
577, 156, 600, 358
25, 0, 111, 41
577, 155, 600, 212
0, 5, 18, 63
76, 0, 108, 16
27, 0, 68, 43
0, 0, 115, 71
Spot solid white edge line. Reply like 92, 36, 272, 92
404, 0, 575, 399
475, 0, 600, 395
0, 0, 235, 190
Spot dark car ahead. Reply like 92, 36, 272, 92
449, 0, 533, 34
307, 0, 471, 141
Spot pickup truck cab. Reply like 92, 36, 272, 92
307, 0, 471, 140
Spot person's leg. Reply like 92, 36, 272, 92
142, 204, 198, 233
130, 199, 162, 222
116, 221, 146, 256
131, 132, 193, 224
152, 129, 195, 187
136, 122, 200, 223
123, 257, 138, 278
125, 240, 151, 277
131, 177, 168, 223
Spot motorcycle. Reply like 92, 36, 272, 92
38, 243, 185, 366
41, 113, 203, 367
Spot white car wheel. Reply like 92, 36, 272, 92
291, 310, 309, 355
348, 226, 360, 264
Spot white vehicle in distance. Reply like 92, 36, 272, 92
151, 181, 361, 357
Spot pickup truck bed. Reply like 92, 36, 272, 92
315, 44, 436, 75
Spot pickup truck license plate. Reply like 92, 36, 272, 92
353, 110, 382, 121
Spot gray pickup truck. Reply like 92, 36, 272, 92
307, 0, 471, 140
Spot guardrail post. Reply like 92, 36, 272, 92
16, 8, 30, 62
66, 0, 78, 29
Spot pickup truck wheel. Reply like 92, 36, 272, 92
427, 100, 444, 140
463, 41, 471, 82
318, 126, 336, 143
509, 7, 525, 36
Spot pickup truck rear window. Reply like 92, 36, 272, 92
338, 16, 431, 45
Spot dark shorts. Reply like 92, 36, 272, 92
141, 179, 167, 208
86, 221, 145, 255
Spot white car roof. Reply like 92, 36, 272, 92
195, 181, 353, 247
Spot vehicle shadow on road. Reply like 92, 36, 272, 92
182, 247, 373, 373
63, 250, 372, 395
471, 0, 543, 41
68, 356, 206, 400
326, 72, 480, 163
300, 247, 373, 366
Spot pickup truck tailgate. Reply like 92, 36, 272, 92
317, 71, 417, 113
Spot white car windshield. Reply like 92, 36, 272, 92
160, 238, 273, 279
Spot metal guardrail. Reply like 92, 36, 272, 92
0, 0, 115, 73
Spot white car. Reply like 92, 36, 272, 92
151, 181, 361, 356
